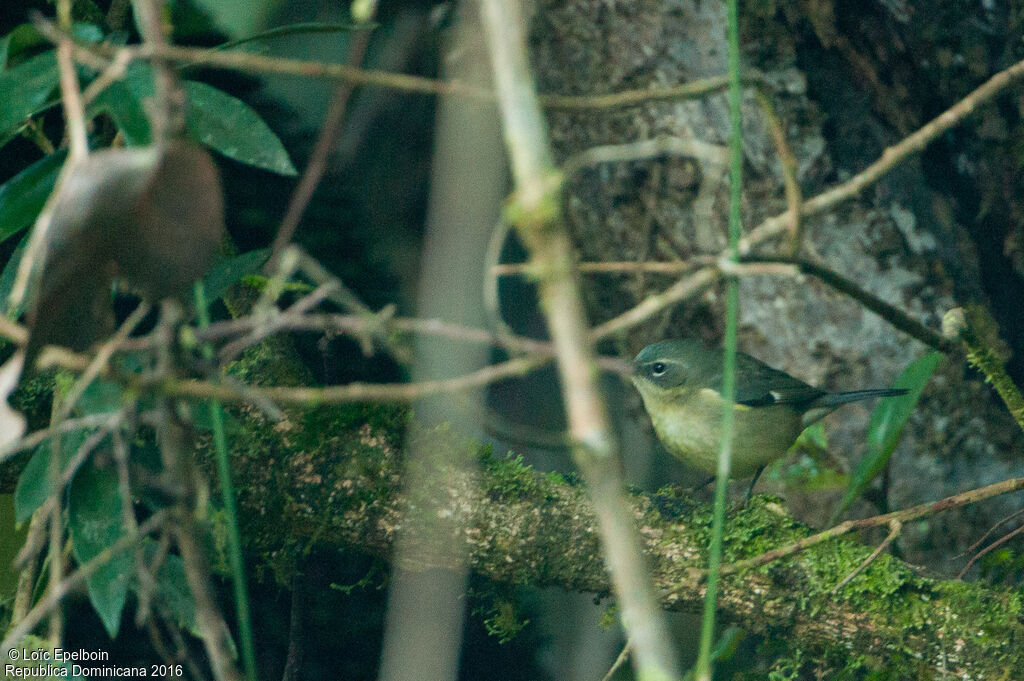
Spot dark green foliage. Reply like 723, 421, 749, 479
831, 351, 942, 523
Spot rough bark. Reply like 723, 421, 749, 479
528, 0, 1024, 563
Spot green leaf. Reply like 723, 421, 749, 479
0, 151, 66, 244
792, 421, 828, 452
188, 0, 275, 39
830, 351, 942, 524
14, 429, 89, 524
88, 64, 152, 145
77, 379, 124, 415
711, 626, 744, 662
94, 62, 294, 173
141, 540, 200, 636
0, 50, 59, 140
0, 21, 99, 70
867, 351, 942, 455
69, 462, 131, 638
185, 81, 296, 175
1, 24, 49, 69
203, 248, 271, 301
139, 539, 237, 658
0, 493, 29, 601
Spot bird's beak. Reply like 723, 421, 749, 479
630, 362, 643, 381
629, 363, 648, 387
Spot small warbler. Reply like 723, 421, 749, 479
631, 339, 906, 479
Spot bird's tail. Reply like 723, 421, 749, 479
801, 388, 908, 427
817, 388, 908, 407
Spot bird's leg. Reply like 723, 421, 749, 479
743, 465, 766, 506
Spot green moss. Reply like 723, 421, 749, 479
8, 372, 54, 432
329, 559, 385, 595
598, 603, 618, 630
470, 584, 531, 644
291, 403, 408, 453
657, 491, 1024, 678
479, 449, 567, 503
227, 335, 312, 388
544, 470, 567, 486
481, 450, 538, 499
649, 485, 704, 521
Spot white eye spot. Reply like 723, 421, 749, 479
651, 362, 667, 377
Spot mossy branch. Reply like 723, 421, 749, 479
943, 306, 1024, 433
2, 340, 1023, 677
194, 390, 1023, 679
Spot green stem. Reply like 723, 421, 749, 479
695, 0, 743, 678
194, 282, 258, 681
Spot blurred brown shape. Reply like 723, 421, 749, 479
25, 142, 224, 369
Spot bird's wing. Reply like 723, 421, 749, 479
727, 353, 825, 408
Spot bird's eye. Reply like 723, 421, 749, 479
651, 362, 667, 377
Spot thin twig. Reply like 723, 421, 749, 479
14, 501, 50, 570
957, 522, 1024, 579
5, 315, 635, 410
493, 260, 705, 276
156, 355, 546, 405
503, 253, 951, 352
561, 136, 728, 176
45, 25, 763, 113
832, 519, 901, 593
217, 281, 338, 363
0, 412, 120, 462
483, 219, 524, 353
705, 475, 1024, 579
753, 88, 802, 255
46, 371, 64, 645
10, 506, 46, 623
269, 16, 377, 263
81, 48, 134, 106
767, 256, 954, 352
591, 267, 720, 339
131, 0, 186, 140
55, 0, 88, 160
197, 312, 634, 372
479, 1, 681, 679
48, 33, 491, 100
57, 301, 150, 421
295, 247, 373, 314
1, 511, 168, 661
174, 518, 244, 681
956, 508, 1024, 560
599, 639, 631, 681
110, 427, 157, 626
541, 74, 763, 110
58, 413, 126, 489
740, 54, 1024, 253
